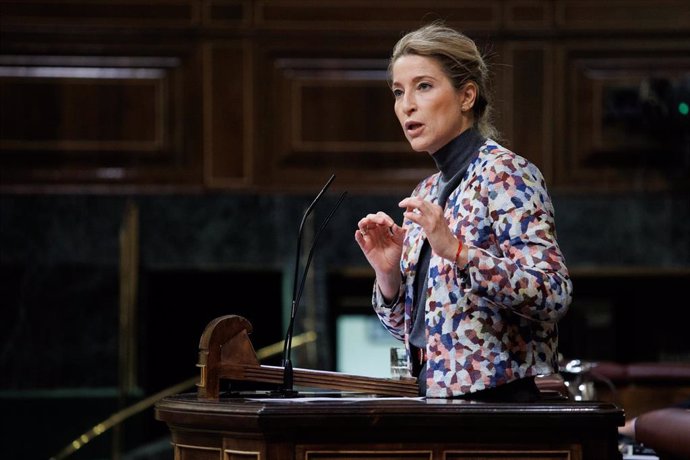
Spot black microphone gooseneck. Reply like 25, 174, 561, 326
285, 190, 347, 368
279, 174, 347, 396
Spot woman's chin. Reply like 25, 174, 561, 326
408, 141, 431, 154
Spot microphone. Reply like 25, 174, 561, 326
279, 174, 347, 396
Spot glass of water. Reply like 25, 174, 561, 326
390, 346, 409, 379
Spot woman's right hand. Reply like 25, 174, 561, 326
354, 212, 405, 301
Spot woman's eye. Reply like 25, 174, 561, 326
392, 89, 403, 98
418, 82, 431, 90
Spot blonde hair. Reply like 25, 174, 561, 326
388, 22, 498, 140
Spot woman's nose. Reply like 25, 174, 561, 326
401, 93, 416, 114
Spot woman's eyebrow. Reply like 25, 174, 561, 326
392, 75, 437, 87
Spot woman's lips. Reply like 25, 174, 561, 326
405, 121, 423, 137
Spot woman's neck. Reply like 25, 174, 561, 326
431, 128, 483, 183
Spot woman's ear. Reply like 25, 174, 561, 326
459, 81, 478, 112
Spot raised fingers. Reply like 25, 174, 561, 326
398, 197, 424, 213
357, 212, 394, 234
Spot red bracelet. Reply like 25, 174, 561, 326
454, 239, 463, 263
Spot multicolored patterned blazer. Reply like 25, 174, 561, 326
373, 139, 572, 398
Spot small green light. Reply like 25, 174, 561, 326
679, 102, 689, 116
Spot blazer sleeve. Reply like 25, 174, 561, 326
370, 175, 433, 342
371, 281, 406, 341
464, 153, 572, 323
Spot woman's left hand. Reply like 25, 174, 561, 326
399, 196, 463, 263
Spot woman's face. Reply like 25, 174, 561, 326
391, 54, 472, 154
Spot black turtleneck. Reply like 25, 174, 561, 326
409, 128, 485, 353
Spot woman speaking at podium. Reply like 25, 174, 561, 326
355, 22, 572, 400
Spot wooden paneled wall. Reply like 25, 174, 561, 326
1, 0, 689, 192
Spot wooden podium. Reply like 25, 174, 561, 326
155, 316, 625, 459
